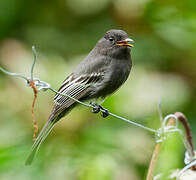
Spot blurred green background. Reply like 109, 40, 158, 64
0, 0, 196, 179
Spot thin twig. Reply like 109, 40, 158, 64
175, 112, 196, 171
175, 112, 194, 157
29, 46, 39, 139
147, 144, 161, 180
29, 80, 38, 140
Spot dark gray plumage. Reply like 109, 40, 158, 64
25, 29, 134, 165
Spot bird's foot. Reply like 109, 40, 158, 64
99, 105, 109, 118
90, 102, 100, 113
90, 102, 109, 118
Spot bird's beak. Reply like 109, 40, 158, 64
116, 38, 134, 47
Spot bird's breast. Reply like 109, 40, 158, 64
91, 58, 132, 98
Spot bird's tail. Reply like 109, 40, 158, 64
25, 119, 56, 165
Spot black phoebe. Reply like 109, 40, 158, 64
25, 29, 134, 165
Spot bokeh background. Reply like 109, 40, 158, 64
0, 0, 196, 179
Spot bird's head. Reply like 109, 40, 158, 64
96, 29, 134, 57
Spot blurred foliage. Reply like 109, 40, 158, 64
0, 0, 196, 179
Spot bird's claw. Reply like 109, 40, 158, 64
98, 105, 109, 118
90, 102, 100, 113
90, 102, 109, 118
101, 110, 109, 118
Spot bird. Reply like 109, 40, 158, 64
25, 29, 134, 165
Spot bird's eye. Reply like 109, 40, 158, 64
109, 37, 114, 42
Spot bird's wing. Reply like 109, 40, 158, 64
51, 71, 104, 118
25, 71, 104, 165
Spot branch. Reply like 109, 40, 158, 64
175, 112, 195, 160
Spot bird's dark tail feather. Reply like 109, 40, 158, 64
25, 119, 56, 165
25, 103, 77, 165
